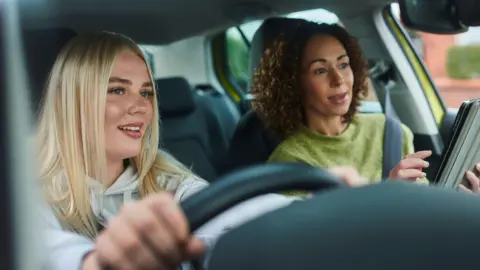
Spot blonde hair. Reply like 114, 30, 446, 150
37, 32, 192, 239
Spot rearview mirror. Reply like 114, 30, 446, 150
453, 0, 480, 26
399, 0, 468, 34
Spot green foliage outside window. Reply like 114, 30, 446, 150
447, 45, 480, 79
226, 29, 250, 90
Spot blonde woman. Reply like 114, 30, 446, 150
36, 31, 214, 270
38, 31, 366, 270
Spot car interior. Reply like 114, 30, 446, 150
3, 0, 480, 268
16, 0, 454, 180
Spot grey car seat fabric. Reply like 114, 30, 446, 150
156, 77, 234, 181
195, 84, 241, 145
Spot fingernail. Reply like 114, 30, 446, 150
424, 161, 429, 167
422, 172, 426, 177
476, 163, 480, 171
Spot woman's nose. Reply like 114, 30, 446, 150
330, 69, 345, 87
127, 96, 149, 115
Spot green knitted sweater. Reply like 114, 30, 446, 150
268, 114, 428, 186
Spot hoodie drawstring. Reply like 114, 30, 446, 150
123, 190, 133, 203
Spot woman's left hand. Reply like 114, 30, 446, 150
459, 163, 480, 194
388, 150, 432, 181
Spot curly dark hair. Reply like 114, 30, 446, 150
251, 20, 369, 139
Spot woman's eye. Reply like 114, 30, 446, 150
340, 62, 350, 69
108, 88, 125, 95
314, 68, 326, 75
141, 90, 155, 98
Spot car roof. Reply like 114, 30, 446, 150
18, 0, 392, 45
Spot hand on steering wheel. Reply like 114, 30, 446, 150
82, 163, 345, 270
82, 193, 205, 270
327, 166, 368, 187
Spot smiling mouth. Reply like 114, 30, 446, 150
118, 123, 144, 139
328, 92, 349, 104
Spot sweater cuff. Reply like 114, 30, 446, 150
49, 242, 94, 270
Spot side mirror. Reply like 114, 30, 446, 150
399, 0, 468, 34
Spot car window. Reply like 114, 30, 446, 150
140, 46, 156, 76
393, 5, 480, 109
225, 8, 379, 105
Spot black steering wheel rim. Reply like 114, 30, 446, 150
180, 162, 345, 232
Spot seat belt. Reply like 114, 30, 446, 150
381, 84, 403, 181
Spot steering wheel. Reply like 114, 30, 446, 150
180, 162, 344, 269
180, 162, 345, 232
180, 164, 480, 270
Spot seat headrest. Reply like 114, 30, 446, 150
156, 77, 196, 117
247, 17, 307, 90
23, 28, 77, 113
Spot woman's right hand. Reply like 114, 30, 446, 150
327, 166, 368, 187
82, 192, 205, 270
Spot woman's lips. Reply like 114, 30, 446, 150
119, 128, 142, 139
328, 92, 349, 105
118, 123, 143, 139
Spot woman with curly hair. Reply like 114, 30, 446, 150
251, 20, 432, 186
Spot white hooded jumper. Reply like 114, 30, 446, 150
42, 165, 298, 270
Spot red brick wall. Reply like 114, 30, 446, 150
420, 33, 455, 78
434, 78, 480, 108
418, 33, 480, 108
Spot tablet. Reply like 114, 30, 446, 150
435, 99, 480, 189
